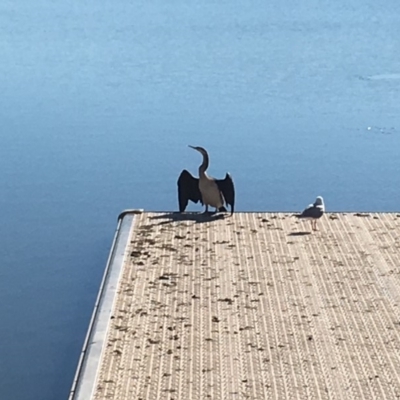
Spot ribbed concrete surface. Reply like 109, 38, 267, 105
93, 212, 400, 399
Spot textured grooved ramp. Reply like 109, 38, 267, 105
79, 212, 400, 399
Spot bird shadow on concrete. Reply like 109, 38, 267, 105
150, 212, 227, 225
288, 231, 312, 236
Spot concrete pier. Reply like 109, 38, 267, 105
69, 211, 400, 399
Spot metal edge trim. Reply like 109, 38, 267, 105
117, 209, 144, 221
68, 213, 135, 399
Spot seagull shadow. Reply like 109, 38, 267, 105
288, 231, 312, 236
150, 212, 227, 225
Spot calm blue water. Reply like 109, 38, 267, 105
0, 1, 399, 399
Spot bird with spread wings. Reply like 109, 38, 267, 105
177, 146, 235, 214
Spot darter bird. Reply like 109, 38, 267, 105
177, 146, 235, 214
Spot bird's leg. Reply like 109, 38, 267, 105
202, 204, 209, 214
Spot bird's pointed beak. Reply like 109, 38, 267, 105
188, 145, 196, 150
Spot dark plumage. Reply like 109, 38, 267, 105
177, 169, 203, 213
177, 146, 235, 214
215, 173, 235, 213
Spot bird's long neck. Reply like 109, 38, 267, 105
198, 151, 209, 177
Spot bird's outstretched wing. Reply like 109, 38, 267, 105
216, 173, 235, 214
177, 170, 202, 212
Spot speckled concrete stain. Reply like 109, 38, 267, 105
86, 212, 400, 399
